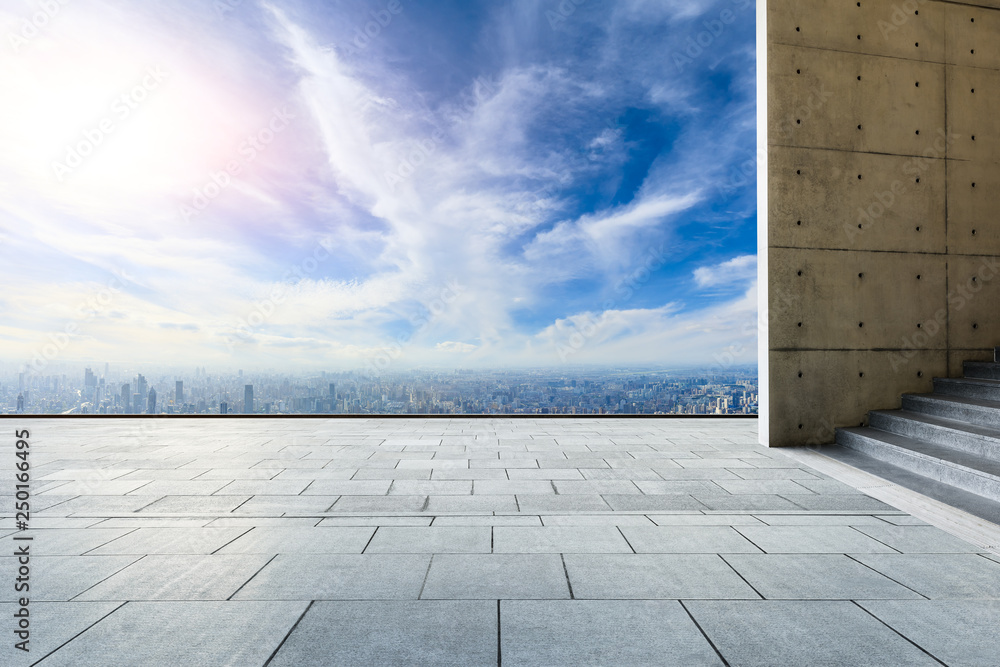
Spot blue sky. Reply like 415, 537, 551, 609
0, 0, 757, 372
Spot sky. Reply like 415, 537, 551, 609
0, 0, 758, 374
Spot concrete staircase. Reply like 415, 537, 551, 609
831, 347, 1000, 517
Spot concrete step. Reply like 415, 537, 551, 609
869, 409, 1000, 462
809, 444, 1000, 525
836, 427, 1000, 502
965, 361, 1000, 380
901, 393, 1000, 429
934, 376, 1000, 402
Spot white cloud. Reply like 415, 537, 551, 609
693, 254, 757, 289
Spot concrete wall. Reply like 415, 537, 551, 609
760, 0, 1000, 446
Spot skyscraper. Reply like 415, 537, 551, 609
16, 394, 24, 413
133, 394, 142, 414
84, 368, 96, 388
148, 388, 157, 414
244, 385, 254, 414
175, 380, 184, 404
121, 384, 131, 414
220, 401, 228, 415
136, 374, 148, 403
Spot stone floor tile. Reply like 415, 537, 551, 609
515, 494, 611, 513
506, 469, 584, 480
633, 480, 723, 494
125, 480, 229, 496
619, 526, 762, 553
233, 554, 432, 600
302, 480, 392, 495
723, 554, 926, 600
34, 601, 307, 666
786, 494, 896, 511
647, 514, 765, 526
500, 600, 723, 667
713, 480, 817, 495
74, 554, 272, 600
733, 525, 900, 554
0, 556, 139, 601
388, 480, 472, 495
0, 601, 122, 666
0, 529, 132, 556
563, 554, 759, 599
691, 495, 805, 511
851, 525, 983, 553
86, 527, 251, 555
230, 495, 340, 515
601, 494, 708, 511
858, 600, 1000, 665
212, 480, 312, 495
365, 527, 491, 553
269, 601, 497, 667
850, 554, 1000, 598
685, 600, 940, 666
426, 495, 519, 513
316, 516, 433, 527
136, 495, 252, 514
215, 526, 375, 554
421, 554, 570, 599
329, 495, 428, 513
541, 514, 656, 526
552, 481, 641, 494
493, 527, 633, 553
472, 480, 555, 495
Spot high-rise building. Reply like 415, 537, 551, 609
16, 394, 24, 413
244, 385, 254, 414
329, 383, 336, 397
175, 380, 184, 404
121, 384, 131, 414
136, 374, 148, 403
147, 388, 157, 414
220, 401, 228, 415
84, 368, 96, 388
133, 394, 142, 414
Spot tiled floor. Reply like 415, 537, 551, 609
2, 417, 999, 665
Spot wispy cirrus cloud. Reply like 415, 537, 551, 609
0, 0, 756, 371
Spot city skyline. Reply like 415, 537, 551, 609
0, 0, 757, 372
4, 363, 757, 416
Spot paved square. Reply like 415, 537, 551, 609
4, 417, 998, 666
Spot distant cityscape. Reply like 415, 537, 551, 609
2, 365, 758, 416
